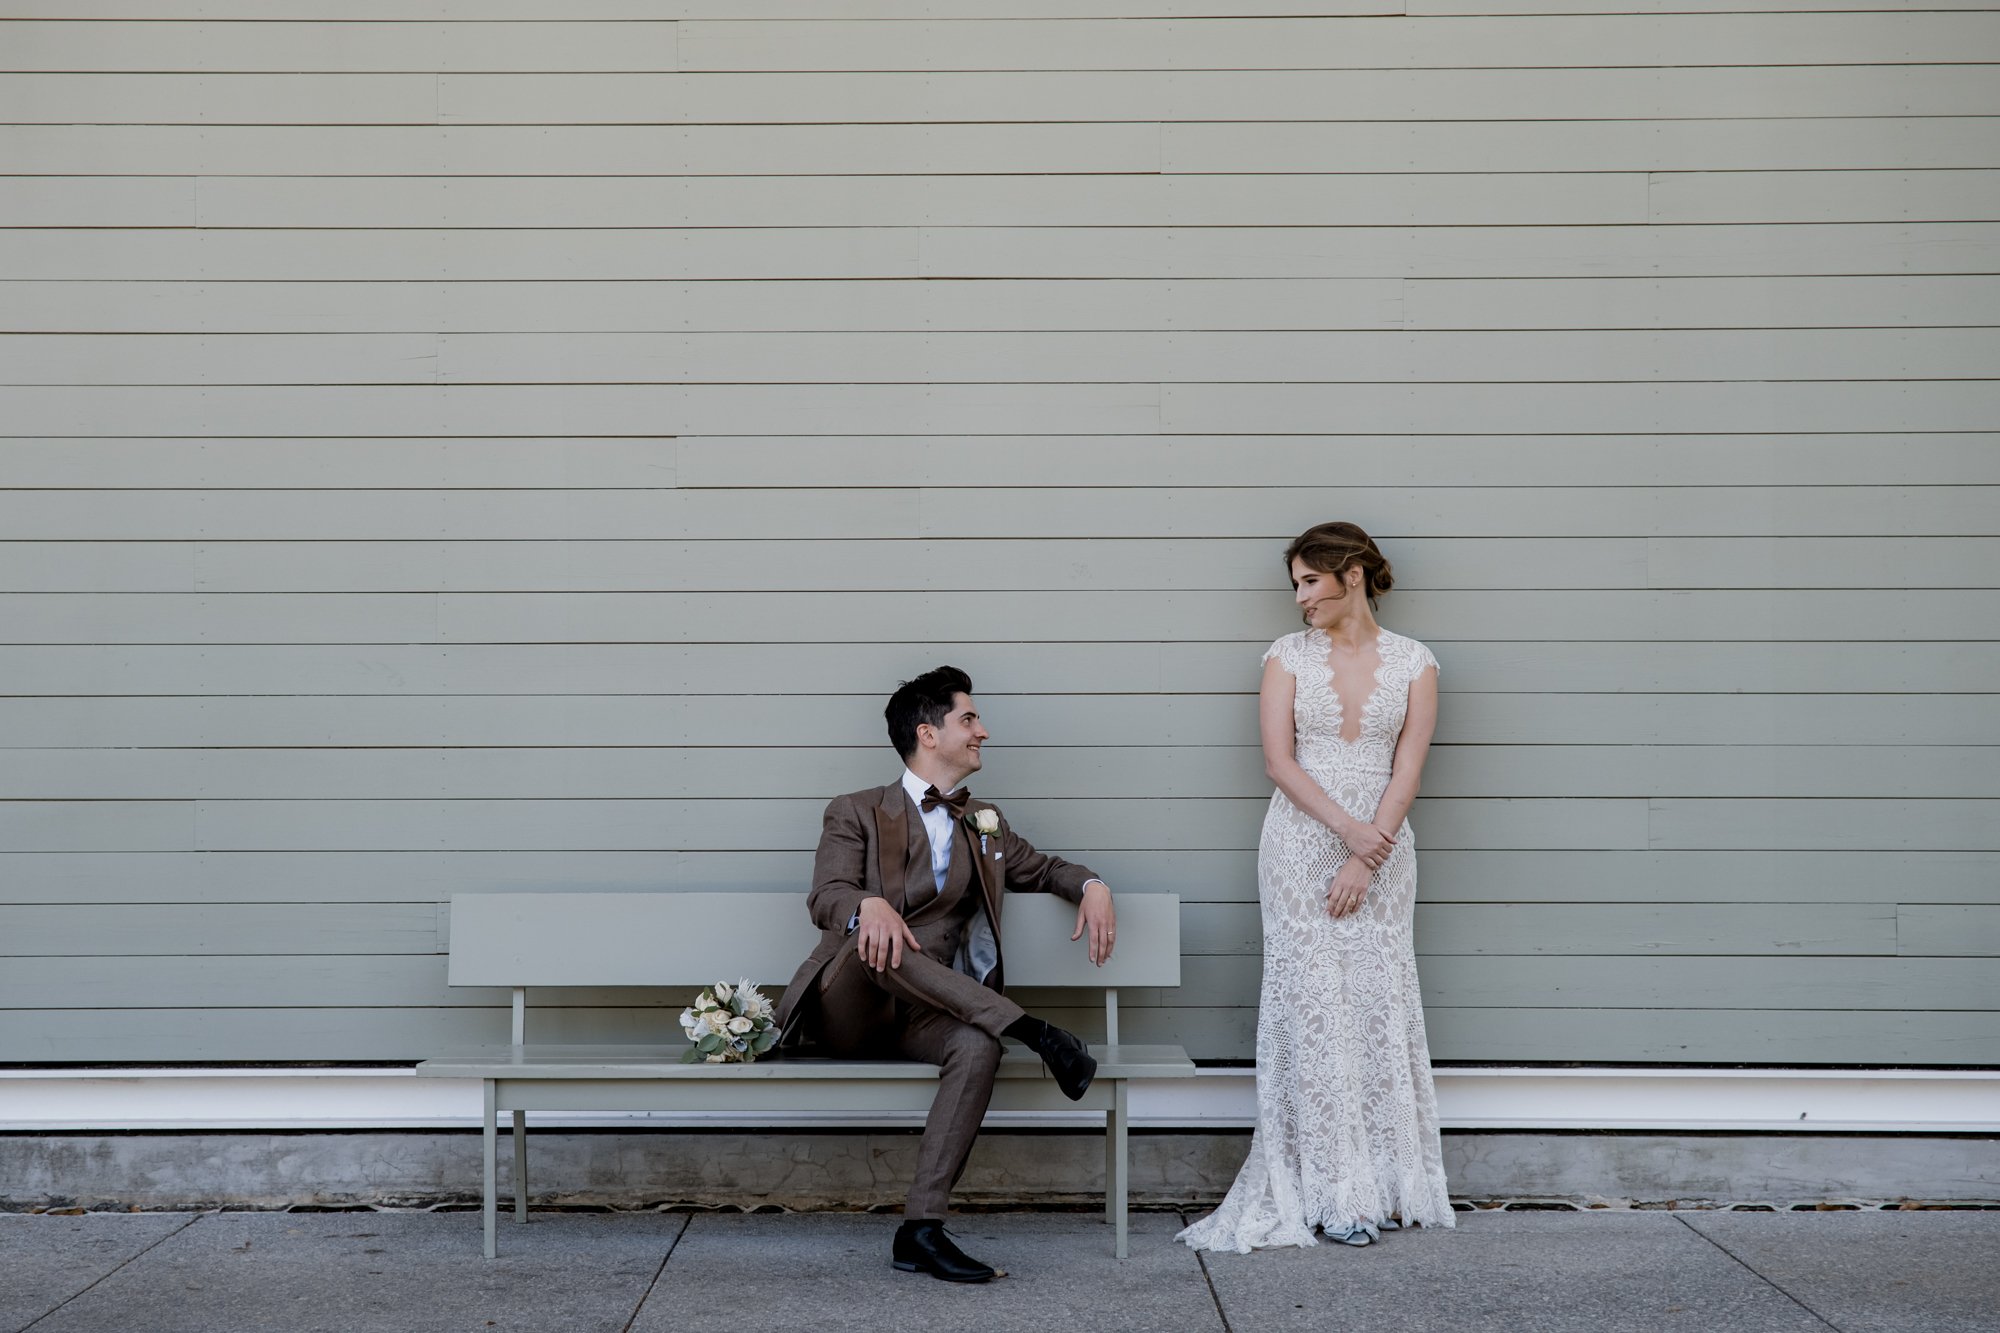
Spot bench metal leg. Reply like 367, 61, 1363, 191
512, 1109, 528, 1222
1104, 1101, 1116, 1225
482, 1080, 498, 1259
1110, 1081, 1129, 1259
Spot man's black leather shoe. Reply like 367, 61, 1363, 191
1033, 1022, 1097, 1101
892, 1220, 996, 1283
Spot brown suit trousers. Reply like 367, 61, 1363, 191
776, 782, 1098, 1218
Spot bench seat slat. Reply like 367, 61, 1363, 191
416, 1043, 1196, 1081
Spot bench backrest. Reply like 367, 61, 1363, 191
446, 890, 1182, 1043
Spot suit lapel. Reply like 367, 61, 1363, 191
964, 800, 1004, 932
872, 784, 909, 915
905, 796, 937, 906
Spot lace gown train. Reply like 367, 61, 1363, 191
1178, 627, 1454, 1252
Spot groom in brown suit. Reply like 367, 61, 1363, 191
775, 665, 1116, 1283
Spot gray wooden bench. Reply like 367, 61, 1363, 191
415, 890, 1193, 1259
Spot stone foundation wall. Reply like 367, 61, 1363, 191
5, 1131, 1995, 1213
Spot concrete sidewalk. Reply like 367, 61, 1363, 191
4, 1206, 1995, 1333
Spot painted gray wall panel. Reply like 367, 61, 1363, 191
1647, 799, 1999, 853
15, 65, 1997, 126
0, 122, 1172, 177
1160, 382, 2000, 435
12, 953, 1995, 1014
161, 796, 1651, 854
1, 745, 1993, 801
180, 174, 1651, 230
0, 904, 442, 958
1, 270, 1987, 329
430, 65, 2000, 124
919, 222, 2000, 280
1183, 902, 1906, 958
673, 14, 2000, 71
1897, 906, 2000, 959
1423, 957, 2000, 1011
0, 178, 190, 227
1408, 276, 2000, 331
27, 13, 1989, 74
30, 328, 2000, 386
3, 4, 1993, 1067
8, 587, 1995, 645
3, 21, 680, 72
3, 484, 1990, 541
0, 279, 1412, 336
1164, 118, 2000, 174
1168, 955, 1999, 1012
13, 1, 1978, 19
6, 1003, 1996, 1065
648, 433, 1968, 491
12, 583, 2000, 644
8, 223, 1997, 283
42, 689, 1993, 749
0, 440, 678, 489
1418, 1010, 2000, 1065
6, 435, 1996, 490
0, 643, 1993, 696
6, 849, 1998, 908
0, 489, 922, 542
10, 538, 1660, 594
6, 536, 1999, 594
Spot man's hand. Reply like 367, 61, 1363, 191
1072, 879, 1116, 966
855, 896, 920, 971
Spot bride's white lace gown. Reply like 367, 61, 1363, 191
1179, 627, 1455, 1251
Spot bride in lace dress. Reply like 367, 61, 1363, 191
1179, 521, 1454, 1252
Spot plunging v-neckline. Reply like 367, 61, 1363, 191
1312, 627, 1387, 746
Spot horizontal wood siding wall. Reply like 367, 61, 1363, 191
1, 3, 1995, 1066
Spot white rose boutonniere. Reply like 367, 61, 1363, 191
969, 808, 1001, 837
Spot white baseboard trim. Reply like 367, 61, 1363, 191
3, 1066, 1997, 1134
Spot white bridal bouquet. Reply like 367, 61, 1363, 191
678, 979, 777, 1064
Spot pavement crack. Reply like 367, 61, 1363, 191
1181, 1210, 1234, 1333
619, 1212, 692, 1333
1671, 1214, 1843, 1333
18, 1211, 207, 1333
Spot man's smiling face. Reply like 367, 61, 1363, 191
921, 692, 989, 781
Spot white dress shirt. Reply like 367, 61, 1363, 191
901, 767, 959, 897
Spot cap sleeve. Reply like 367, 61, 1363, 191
1417, 641, 1440, 678
1261, 633, 1295, 671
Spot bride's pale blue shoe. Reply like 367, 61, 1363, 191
1327, 1220, 1380, 1246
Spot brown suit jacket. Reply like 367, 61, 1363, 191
774, 780, 1098, 1040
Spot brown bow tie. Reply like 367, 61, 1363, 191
920, 785, 970, 819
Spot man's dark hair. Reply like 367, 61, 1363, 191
885, 665, 974, 760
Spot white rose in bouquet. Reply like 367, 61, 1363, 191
679, 979, 779, 1064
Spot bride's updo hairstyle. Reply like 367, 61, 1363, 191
1283, 521, 1394, 606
